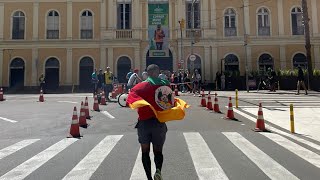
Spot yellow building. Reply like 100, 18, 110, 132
0, 0, 320, 90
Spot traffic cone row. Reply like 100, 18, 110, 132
38, 89, 44, 102
254, 103, 269, 132
213, 93, 221, 113
93, 95, 100, 112
85, 97, 91, 119
100, 91, 107, 105
0, 88, 5, 101
79, 101, 88, 128
200, 90, 206, 107
206, 92, 213, 110
68, 107, 81, 138
225, 97, 237, 120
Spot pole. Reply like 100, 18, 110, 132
181, 23, 184, 71
242, 2, 249, 92
190, 0, 195, 75
301, 0, 313, 90
235, 89, 239, 108
290, 104, 295, 133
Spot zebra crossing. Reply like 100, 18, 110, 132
0, 131, 319, 180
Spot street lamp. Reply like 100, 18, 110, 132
190, 0, 198, 75
178, 18, 185, 72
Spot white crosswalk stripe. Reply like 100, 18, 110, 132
223, 132, 299, 180
0, 132, 319, 179
0, 139, 40, 160
63, 135, 123, 180
261, 133, 320, 168
184, 132, 229, 180
0, 138, 78, 180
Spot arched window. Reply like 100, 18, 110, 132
224, 54, 239, 72
80, 10, 93, 39
224, 8, 237, 37
186, 0, 201, 29
12, 11, 25, 39
258, 54, 274, 71
47, 10, 59, 39
291, 7, 304, 35
293, 53, 307, 68
257, 8, 270, 36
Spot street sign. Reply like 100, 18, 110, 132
189, 54, 196, 61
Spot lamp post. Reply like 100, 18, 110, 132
178, 18, 185, 72
242, 1, 249, 92
190, 0, 198, 75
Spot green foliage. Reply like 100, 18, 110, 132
313, 69, 320, 77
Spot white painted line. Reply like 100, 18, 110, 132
101, 111, 115, 119
63, 135, 123, 180
0, 139, 40, 160
237, 106, 320, 108
0, 138, 78, 180
223, 132, 299, 180
261, 133, 320, 168
130, 145, 156, 180
0, 117, 17, 123
58, 101, 78, 104
183, 132, 229, 180
233, 108, 320, 151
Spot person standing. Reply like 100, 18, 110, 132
91, 69, 99, 96
104, 67, 114, 101
296, 66, 308, 95
127, 69, 142, 90
142, 69, 148, 81
97, 69, 105, 92
154, 24, 165, 50
192, 69, 201, 96
215, 71, 221, 90
39, 73, 46, 92
221, 72, 225, 90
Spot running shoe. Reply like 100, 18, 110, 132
154, 169, 163, 180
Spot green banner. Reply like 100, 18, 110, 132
148, 3, 169, 57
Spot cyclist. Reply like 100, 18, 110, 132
127, 69, 142, 90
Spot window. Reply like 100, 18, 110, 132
186, 1, 201, 29
258, 54, 274, 71
117, 1, 132, 29
291, 7, 304, 35
80, 10, 93, 39
257, 8, 270, 36
293, 53, 307, 68
47, 10, 59, 39
224, 54, 239, 72
12, 11, 25, 39
224, 8, 237, 37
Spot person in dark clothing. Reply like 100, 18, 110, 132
269, 69, 277, 92
97, 69, 105, 91
39, 73, 46, 92
215, 71, 221, 90
296, 66, 308, 95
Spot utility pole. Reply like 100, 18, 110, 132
178, 19, 185, 71
190, 0, 198, 75
242, 2, 249, 92
301, 0, 313, 89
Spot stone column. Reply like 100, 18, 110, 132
0, 3, 4, 40
33, 2, 39, 40
280, 45, 286, 69
211, 46, 218, 82
246, 46, 252, 71
107, 0, 114, 30
66, 48, 73, 85
311, 0, 318, 36
134, 47, 141, 70
169, 1, 173, 40
100, 0, 107, 39
67, 1, 73, 39
107, 47, 114, 70
277, 0, 284, 36
100, 47, 106, 69
31, 48, 38, 86
210, 0, 216, 29
0, 49, 3, 86
204, 46, 211, 81
201, 0, 209, 29
314, 45, 320, 69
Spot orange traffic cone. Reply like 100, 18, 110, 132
79, 101, 88, 128
213, 93, 222, 113
100, 91, 107, 105
225, 97, 237, 120
38, 89, 44, 102
200, 90, 206, 107
206, 92, 213, 110
68, 107, 81, 138
254, 103, 269, 132
174, 85, 179, 96
93, 95, 100, 112
0, 88, 5, 101
84, 97, 91, 119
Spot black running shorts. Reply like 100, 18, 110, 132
135, 118, 167, 146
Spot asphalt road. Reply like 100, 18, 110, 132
0, 91, 319, 180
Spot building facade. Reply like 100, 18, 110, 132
1, 0, 320, 90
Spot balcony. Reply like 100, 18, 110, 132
258, 27, 270, 36
186, 29, 202, 38
115, 30, 132, 39
224, 27, 237, 37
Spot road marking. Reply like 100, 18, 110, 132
63, 135, 123, 180
236, 106, 320, 108
0, 117, 17, 123
223, 132, 299, 180
58, 101, 78, 104
101, 111, 115, 119
130, 145, 155, 180
0, 138, 78, 180
233, 108, 320, 151
261, 133, 320, 168
0, 139, 40, 160
183, 132, 228, 180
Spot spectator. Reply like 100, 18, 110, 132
296, 66, 308, 95
215, 71, 221, 90
158, 70, 167, 80
97, 69, 105, 92
104, 67, 114, 101
127, 69, 142, 90
142, 69, 148, 81
192, 69, 201, 96
126, 69, 133, 80
91, 69, 99, 96
39, 73, 46, 92
221, 72, 225, 90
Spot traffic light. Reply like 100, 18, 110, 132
179, 18, 185, 29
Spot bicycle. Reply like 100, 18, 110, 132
117, 91, 128, 107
